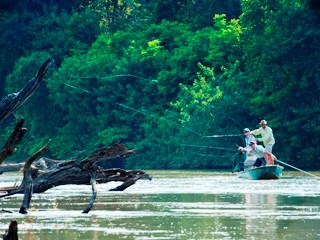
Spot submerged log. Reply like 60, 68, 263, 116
0, 119, 151, 214
19, 143, 49, 214
0, 163, 24, 174
0, 143, 151, 213
2, 220, 18, 240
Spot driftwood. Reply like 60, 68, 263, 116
0, 163, 24, 174
19, 143, 49, 214
0, 143, 146, 195
0, 59, 151, 215
2, 220, 18, 240
0, 124, 151, 214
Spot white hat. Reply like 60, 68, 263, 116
260, 120, 267, 125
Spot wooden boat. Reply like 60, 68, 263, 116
238, 165, 284, 180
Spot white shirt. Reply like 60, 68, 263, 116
251, 126, 275, 146
250, 145, 265, 158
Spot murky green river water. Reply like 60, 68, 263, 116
0, 170, 319, 240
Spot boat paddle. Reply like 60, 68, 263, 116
275, 159, 320, 179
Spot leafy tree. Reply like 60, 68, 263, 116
0, 2, 101, 160
151, 0, 241, 29
47, 20, 216, 165
240, 0, 320, 167
79, 0, 153, 32
0, 1, 100, 96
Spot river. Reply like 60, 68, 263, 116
0, 170, 320, 240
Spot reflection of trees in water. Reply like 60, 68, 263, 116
244, 193, 277, 238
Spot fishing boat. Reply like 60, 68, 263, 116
238, 165, 284, 180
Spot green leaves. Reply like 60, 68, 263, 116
2, 0, 320, 169
172, 63, 222, 123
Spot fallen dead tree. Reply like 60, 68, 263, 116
0, 124, 150, 214
0, 59, 151, 214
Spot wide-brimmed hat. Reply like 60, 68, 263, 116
260, 120, 267, 125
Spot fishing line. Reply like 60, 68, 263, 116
114, 103, 241, 139
191, 153, 234, 158
67, 74, 157, 82
178, 144, 235, 151
58, 79, 241, 139
115, 102, 204, 137
62, 83, 95, 94
57, 80, 204, 137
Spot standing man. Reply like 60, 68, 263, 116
250, 120, 275, 165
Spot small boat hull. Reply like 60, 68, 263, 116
238, 165, 284, 180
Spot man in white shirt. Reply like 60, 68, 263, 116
248, 141, 267, 167
250, 120, 275, 165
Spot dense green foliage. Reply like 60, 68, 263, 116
1, 0, 319, 169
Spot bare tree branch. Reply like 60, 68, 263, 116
0, 58, 53, 122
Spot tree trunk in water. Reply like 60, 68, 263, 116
0, 142, 151, 213
2, 220, 18, 240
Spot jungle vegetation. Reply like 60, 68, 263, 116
0, 0, 319, 169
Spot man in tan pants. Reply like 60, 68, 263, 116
250, 120, 275, 165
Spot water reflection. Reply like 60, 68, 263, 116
243, 193, 277, 239
0, 171, 320, 239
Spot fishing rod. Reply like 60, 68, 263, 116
275, 159, 320, 179
202, 134, 242, 138
234, 141, 319, 178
